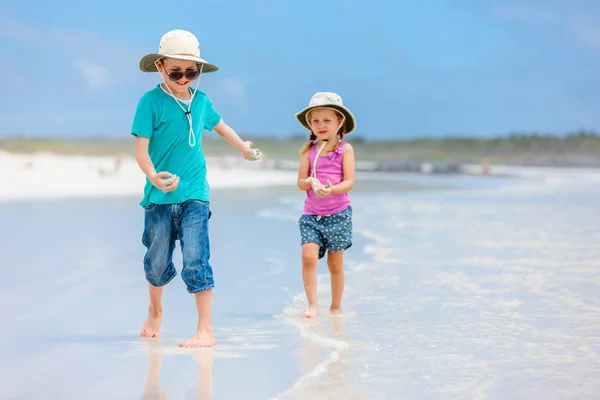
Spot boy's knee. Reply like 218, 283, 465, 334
181, 258, 214, 293
144, 261, 177, 287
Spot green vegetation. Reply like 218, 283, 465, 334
0, 137, 132, 156
1, 130, 599, 166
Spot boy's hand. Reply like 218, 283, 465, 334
150, 171, 180, 193
242, 141, 263, 161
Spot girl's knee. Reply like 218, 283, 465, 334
328, 263, 344, 275
327, 252, 344, 274
302, 253, 318, 268
301, 246, 319, 267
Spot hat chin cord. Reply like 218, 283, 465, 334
310, 116, 345, 178
156, 61, 204, 147
309, 116, 345, 195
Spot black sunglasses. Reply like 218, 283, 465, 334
166, 70, 199, 82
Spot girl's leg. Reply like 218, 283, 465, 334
301, 243, 320, 318
327, 250, 345, 314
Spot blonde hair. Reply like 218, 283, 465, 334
300, 108, 346, 155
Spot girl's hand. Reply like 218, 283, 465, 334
316, 180, 332, 198
150, 172, 180, 193
307, 177, 324, 195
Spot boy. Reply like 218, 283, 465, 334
131, 29, 262, 347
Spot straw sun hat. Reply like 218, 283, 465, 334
295, 92, 356, 135
139, 29, 218, 73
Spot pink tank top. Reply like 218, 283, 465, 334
304, 140, 351, 215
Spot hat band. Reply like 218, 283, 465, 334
170, 52, 199, 57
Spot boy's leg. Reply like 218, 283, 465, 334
299, 215, 325, 318
141, 203, 177, 337
141, 285, 164, 338
177, 200, 216, 347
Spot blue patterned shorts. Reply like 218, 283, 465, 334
299, 206, 353, 259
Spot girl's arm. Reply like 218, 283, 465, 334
330, 142, 355, 195
297, 149, 312, 191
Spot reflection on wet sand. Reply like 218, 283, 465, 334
140, 347, 166, 400
288, 316, 361, 400
140, 340, 214, 400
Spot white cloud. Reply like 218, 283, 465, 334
491, 4, 600, 54
571, 16, 600, 52
491, 5, 556, 23
75, 58, 111, 91
0, 15, 141, 90
219, 77, 246, 99
0, 19, 42, 45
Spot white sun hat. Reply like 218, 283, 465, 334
139, 29, 218, 73
295, 92, 356, 134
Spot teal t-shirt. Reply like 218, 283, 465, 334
131, 85, 222, 207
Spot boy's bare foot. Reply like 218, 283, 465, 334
141, 307, 162, 338
330, 306, 342, 315
300, 304, 319, 318
179, 328, 216, 348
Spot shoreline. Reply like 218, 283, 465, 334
4, 149, 600, 204
0, 150, 465, 204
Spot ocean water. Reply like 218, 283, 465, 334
261, 170, 600, 399
1, 169, 600, 399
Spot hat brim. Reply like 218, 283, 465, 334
295, 105, 356, 135
139, 53, 219, 73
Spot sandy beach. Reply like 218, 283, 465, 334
0, 150, 298, 203
2, 150, 600, 399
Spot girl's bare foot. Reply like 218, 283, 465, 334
300, 304, 319, 318
141, 307, 162, 338
330, 306, 342, 315
179, 328, 216, 348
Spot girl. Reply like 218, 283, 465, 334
295, 92, 356, 318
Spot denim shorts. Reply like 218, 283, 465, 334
141, 199, 213, 293
299, 206, 353, 259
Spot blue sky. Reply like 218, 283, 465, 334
1, 0, 599, 139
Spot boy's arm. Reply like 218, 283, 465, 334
134, 137, 178, 191
213, 119, 260, 160
329, 142, 355, 195
134, 137, 157, 178
297, 149, 312, 191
